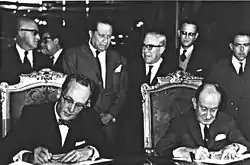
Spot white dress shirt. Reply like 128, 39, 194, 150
54, 102, 69, 146
199, 123, 209, 140
16, 44, 33, 67
145, 58, 163, 83
232, 55, 246, 74
52, 48, 63, 65
179, 45, 194, 71
89, 41, 106, 88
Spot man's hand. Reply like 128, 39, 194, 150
194, 146, 210, 160
33, 146, 52, 164
100, 113, 113, 125
221, 144, 240, 160
60, 147, 93, 163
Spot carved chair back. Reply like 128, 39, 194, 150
141, 71, 203, 155
0, 68, 67, 137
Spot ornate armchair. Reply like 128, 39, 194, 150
0, 68, 67, 137
141, 70, 203, 155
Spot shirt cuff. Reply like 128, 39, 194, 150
13, 150, 32, 162
87, 146, 100, 160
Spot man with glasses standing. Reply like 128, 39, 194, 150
0, 74, 108, 164
170, 20, 217, 77
40, 31, 64, 72
126, 29, 176, 155
62, 16, 128, 156
0, 16, 50, 84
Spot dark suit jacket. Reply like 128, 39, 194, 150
0, 103, 109, 164
168, 45, 217, 78
207, 57, 250, 141
155, 110, 250, 158
0, 46, 51, 84
52, 49, 64, 73
62, 43, 128, 118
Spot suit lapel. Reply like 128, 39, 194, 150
187, 111, 204, 146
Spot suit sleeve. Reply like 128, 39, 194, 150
108, 55, 128, 117
155, 117, 183, 157
62, 50, 78, 74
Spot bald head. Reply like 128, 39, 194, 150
193, 83, 222, 125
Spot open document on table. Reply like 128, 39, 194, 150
173, 153, 250, 165
9, 158, 113, 165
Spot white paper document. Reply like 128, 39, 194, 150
173, 153, 250, 165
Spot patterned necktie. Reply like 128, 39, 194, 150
146, 65, 153, 85
203, 125, 210, 148
239, 62, 243, 75
58, 119, 71, 127
95, 50, 103, 84
180, 49, 187, 62
23, 51, 32, 73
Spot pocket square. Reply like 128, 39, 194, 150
215, 134, 226, 141
75, 141, 86, 146
114, 64, 122, 73
196, 68, 202, 72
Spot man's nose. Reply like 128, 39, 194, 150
69, 103, 76, 113
240, 46, 244, 52
206, 111, 211, 119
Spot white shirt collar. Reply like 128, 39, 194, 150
145, 58, 163, 83
180, 45, 194, 57
199, 123, 209, 139
232, 55, 246, 73
15, 44, 33, 66
53, 48, 63, 64
146, 58, 163, 69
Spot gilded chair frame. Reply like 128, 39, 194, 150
141, 70, 203, 155
0, 68, 67, 137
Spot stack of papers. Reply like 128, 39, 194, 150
173, 153, 250, 165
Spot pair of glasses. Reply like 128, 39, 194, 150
20, 29, 39, 36
143, 44, 163, 50
41, 36, 52, 43
180, 31, 196, 37
62, 95, 90, 111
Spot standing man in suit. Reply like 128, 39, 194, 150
126, 29, 176, 155
170, 20, 216, 77
207, 31, 250, 143
40, 31, 64, 72
156, 83, 250, 163
62, 17, 128, 155
0, 74, 108, 164
0, 16, 50, 84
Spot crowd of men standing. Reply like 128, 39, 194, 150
1, 14, 250, 164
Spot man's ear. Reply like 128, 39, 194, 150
159, 46, 166, 54
229, 43, 233, 51
88, 30, 93, 39
194, 32, 199, 41
53, 38, 59, 45
177, 30, 180, 38
192, 97, 197, 110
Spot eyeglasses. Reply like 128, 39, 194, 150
180, 31, 196, 37
41, 37, 52, 43
20, 29, 39, 36
142, 44, 163, 50
62, 95, 90, 111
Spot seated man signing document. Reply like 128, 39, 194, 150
0, 74, 109, 164
155, 82, 250, 163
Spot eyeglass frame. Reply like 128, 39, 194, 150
20, 29, 40, 36
180, 31, 197, 37
61, 94, 90, 111
95, 31, 112, 41
142, 44, 164, 51
41, 36, 52, 44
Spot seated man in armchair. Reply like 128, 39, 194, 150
155, 82, 250, 163
0, 74, 109, 164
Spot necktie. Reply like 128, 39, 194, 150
58, 119, 71, 127
50, 55, 55, 66
23, 51, 32, 73
180, 49, 187, 62
95, 50, 103, 84
203, 125, 210, 148
239, 62, 243, 75
146, 65, 153, 85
